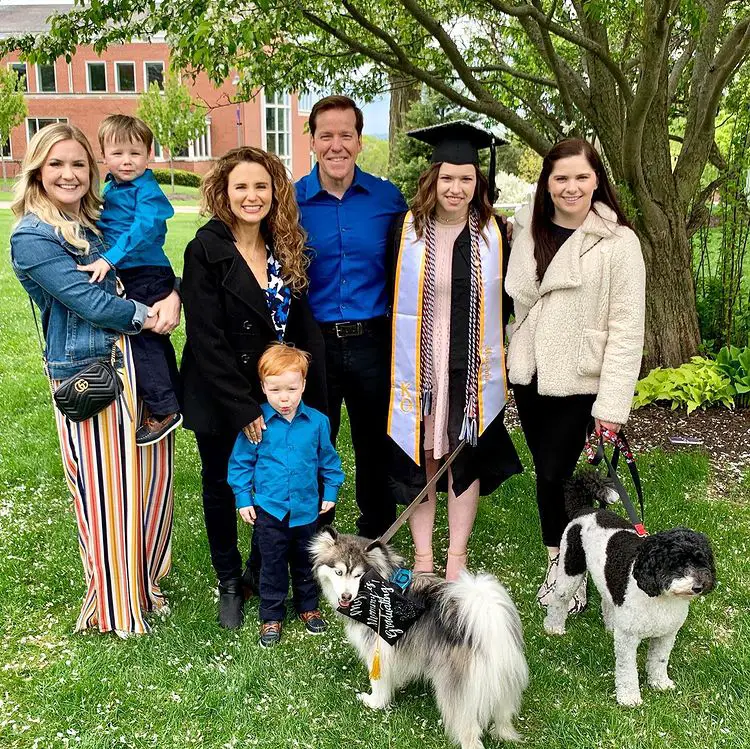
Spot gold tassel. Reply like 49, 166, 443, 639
370, 643, 381, 680
369, 607, 382, 680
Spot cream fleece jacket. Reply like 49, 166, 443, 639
505, 203, 646, 425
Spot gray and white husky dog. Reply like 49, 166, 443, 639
310, 527, 529, 749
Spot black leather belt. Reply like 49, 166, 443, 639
319, 317, 387, 338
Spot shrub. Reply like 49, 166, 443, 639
633, 357, 735, 414
715, 345, 750, 408
151, 168, 202, 188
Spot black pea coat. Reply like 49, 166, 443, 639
387, 212, 523, 503
180, 218, 327, 435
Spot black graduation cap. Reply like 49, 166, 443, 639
407, 120, 507, 202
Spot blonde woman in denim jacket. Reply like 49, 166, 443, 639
10, 123, 180, 638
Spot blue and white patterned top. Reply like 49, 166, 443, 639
265, 248, 291, 341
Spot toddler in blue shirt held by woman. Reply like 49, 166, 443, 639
228, 343, 345, 647
81, 114, 181, 446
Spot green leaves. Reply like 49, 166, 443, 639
716, 345, 750, 406
633, 356, 736, 414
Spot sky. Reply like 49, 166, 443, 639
361, 95, 390, 139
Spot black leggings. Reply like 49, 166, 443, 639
513, 379, 595, 547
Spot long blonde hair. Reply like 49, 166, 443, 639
201, 147, 309, 292
11, 123, 102, 251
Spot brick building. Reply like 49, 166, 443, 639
0, 4, 316, 179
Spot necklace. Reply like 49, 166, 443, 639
435, 212, 468, 226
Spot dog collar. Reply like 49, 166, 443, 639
389, 567, 413, 592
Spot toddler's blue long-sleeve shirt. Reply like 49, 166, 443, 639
98, 169, 174, 269
228, 401, 345, 527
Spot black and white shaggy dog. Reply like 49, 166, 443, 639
543, 471, 716, 706
310, 527, 529, 749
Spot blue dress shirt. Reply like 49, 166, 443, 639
228, 402, 345, 527
295, 165, 407, 323
98, 169, 175, 269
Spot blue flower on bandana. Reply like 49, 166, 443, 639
265, 248, 291, 341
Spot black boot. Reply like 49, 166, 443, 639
218, 579, 244, 629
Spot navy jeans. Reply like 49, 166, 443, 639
254, 507, 318, 622
118, 265, 180, 415
321, 318, 396, 539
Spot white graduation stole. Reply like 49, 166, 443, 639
388, 211, 507, 465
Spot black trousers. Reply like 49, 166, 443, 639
320, 318, 396, 539
118, 266, 180, 415
254, 507, 318, 621
194, 430, 260, 585
513, 379, 595, 547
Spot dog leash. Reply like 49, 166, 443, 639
371, 440, 467, 548
585, 428, 647, 537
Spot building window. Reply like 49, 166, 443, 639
9, 62, 27, 92
115, 62, 136, 93
87, 62, 107, 92
298, 92, 316, 113
144, 61, 164, 90
1, 140, 11, 158
26, 117, 68, 141
168, 120, 212, 160
264, 91, 291, 170
37, 64, 56, 93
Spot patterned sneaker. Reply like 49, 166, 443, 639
259, 621, 282, 648
536, 554, 559, 609
568, 576, 588, 615
299, 610, 327, 635
135, 412, 183, 446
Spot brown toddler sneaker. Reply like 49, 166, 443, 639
299, 610, 327, 635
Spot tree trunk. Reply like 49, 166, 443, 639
169, 157, 175, 194
633, 204, 702, 372
388, 74, 420, 169
1, 152, 6, 182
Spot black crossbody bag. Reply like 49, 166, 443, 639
29, 298, 128, 422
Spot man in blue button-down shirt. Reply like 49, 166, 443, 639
228, 344, 345, 645
296, 96, 408, 540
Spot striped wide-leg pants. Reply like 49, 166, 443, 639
52, 336, 174, 635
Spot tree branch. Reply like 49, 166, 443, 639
396, 0, 496, 105
468, 64, 557, 88
300, 6, 553, 153
667, 37, 696, 102
482, 0, 633, 101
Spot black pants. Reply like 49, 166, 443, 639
254, 507, 318, 622
118, 266, 180, 415
194, 430, 260, 585
513, 379, 595, 547
321, 318, 396, 539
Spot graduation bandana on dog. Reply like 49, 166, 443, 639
337, 568, 425, 646
388, 210, 508, 464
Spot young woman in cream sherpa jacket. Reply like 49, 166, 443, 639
505, 138, 645, 615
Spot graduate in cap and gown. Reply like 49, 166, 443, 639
387, 121, 522, 580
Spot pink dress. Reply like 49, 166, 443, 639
423, 221, 465, 459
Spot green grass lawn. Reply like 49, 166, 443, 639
1, 211, 749, 748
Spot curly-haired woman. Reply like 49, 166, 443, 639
181, 147, 327, 628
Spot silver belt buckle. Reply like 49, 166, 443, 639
335, 321, 363, 338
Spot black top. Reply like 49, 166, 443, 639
552, 222, 576, 249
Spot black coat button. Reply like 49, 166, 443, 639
242, 320, 252, 331
240, 353, 251, 364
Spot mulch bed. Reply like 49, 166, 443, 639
505, 396, 750, 495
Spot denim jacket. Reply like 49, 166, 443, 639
11, 213, 149, 379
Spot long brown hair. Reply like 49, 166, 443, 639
531, 138, 632, 279
201, 147, 309, 292
411, 162, 494, 238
